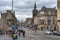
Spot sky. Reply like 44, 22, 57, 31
0, 0, 57, 21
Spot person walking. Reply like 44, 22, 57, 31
12, 31, 18, 40
23, 31, 25, 37
18, 32, 21, 37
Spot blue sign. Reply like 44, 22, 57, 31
16, 24, 20, 29
9, 24, 15, 30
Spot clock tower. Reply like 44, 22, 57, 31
33, 2, 38, 17
32, 2, 38, 27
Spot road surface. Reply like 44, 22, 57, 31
0, 28, 60, 40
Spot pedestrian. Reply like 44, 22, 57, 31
6, 31, 7, 35
12, 32, 18, 40
23, 31, 25, 37
19, 32, 21, 37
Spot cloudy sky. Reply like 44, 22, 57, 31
0, 0, 57, 21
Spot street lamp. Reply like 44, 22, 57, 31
12, 0, 13, 11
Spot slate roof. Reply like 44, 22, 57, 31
39, 6, 56, 12
1, 10, 17, 20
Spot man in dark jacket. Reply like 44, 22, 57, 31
23, 31, 25, 37
12, 31, 18, 40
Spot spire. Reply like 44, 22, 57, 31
34, 2, 37, 9
33, 1, 38, 16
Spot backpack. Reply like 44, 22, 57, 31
13, 34, 17, 38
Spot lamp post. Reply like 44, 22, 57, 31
12, 0, 13, 11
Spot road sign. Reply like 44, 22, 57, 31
16, 24, 20, 29
9, 24, 15, 30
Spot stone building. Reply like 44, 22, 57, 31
19, 21, 24, 27
38, 6, 57, 30
25, 18, 32, 27
32, 2, 57, 31
1, 10, 17, 31
57, 0, 60, 32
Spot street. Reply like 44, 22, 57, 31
27, 30, 60, 40
0, 29, 60, 40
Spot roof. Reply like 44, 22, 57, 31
39, 6, 56, 12
26, 18, 32, 21
1, 13, 7, 18
1, 10, 16, 19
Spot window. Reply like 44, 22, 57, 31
58, 20, 60, 22
48, 16, 51, 20
48, 19, 51, 25
40, 11, 44, 14
40, 16, 44, 20
39, 20, 44, 25
47, 26, 48, 30
48, 11, 51, 15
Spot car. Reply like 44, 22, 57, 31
17, 26, 25, 34
56, 32, 60, 36
44, 30, 53, 35
53, 31, 58, 35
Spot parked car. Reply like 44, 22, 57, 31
53, 31, 58, 35
52, 31, 60, 36
57, 32, 60, 36
44, 30, 53, 35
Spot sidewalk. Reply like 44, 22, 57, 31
0, 35, 12, 40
